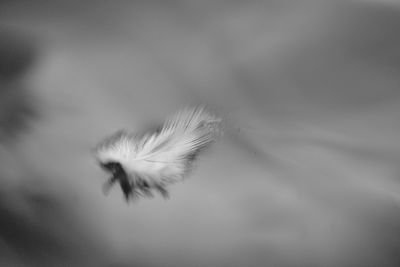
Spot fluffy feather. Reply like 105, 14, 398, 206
94, 106, 222, 200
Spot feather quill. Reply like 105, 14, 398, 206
94, 106, 222, 200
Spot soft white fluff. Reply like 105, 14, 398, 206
95, 106, 222, 198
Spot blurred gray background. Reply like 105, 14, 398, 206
1, 0, 400, 266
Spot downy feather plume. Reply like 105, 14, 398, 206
94, 106, 222, 201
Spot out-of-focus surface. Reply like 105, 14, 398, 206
1, 1, 400, 266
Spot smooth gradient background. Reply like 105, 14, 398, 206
1, 1, 400, 266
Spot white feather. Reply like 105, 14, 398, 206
95, 106, 222, 198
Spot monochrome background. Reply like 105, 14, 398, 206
1, 1, 400, 266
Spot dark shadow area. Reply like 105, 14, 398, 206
0, 29, 38, 142
0, 177, 110, 267
0, 30, 36, 81
0, 29, 103, 267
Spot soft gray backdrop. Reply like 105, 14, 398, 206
1, 1, 400, 266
